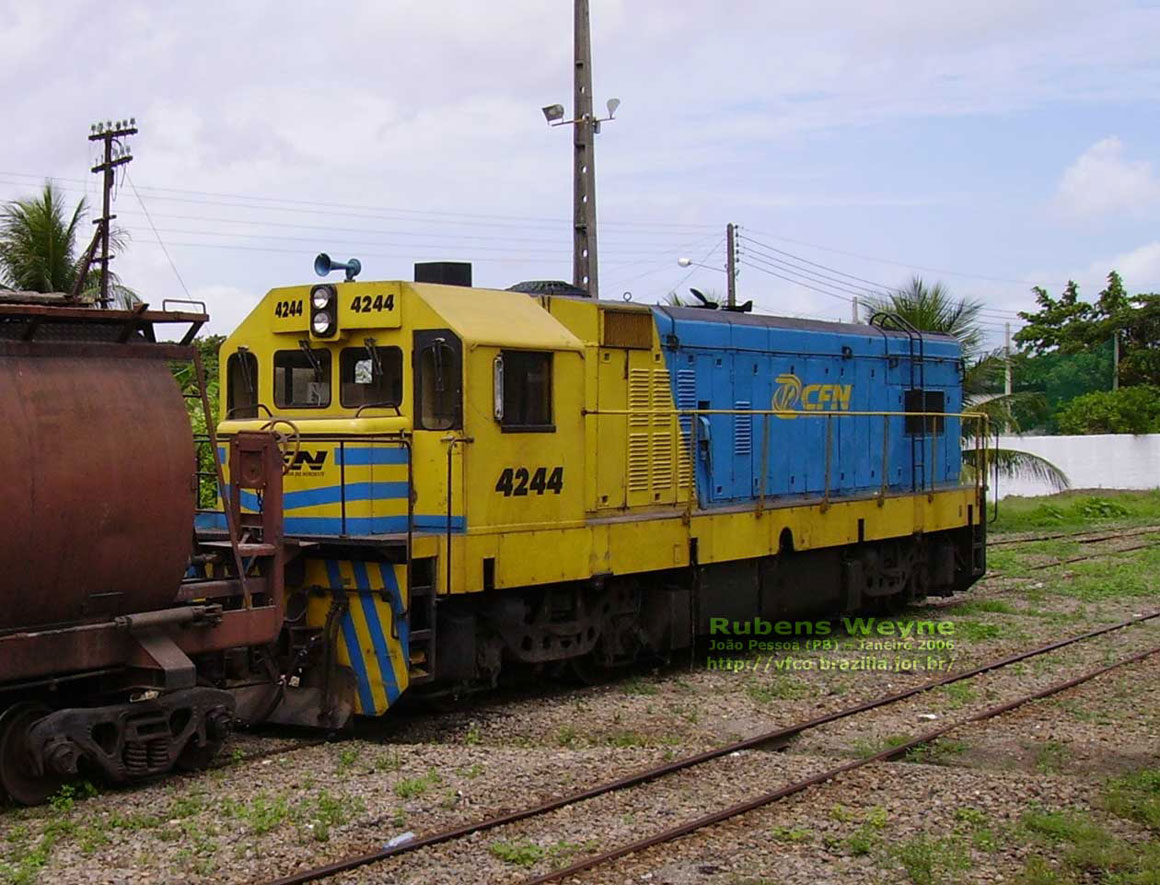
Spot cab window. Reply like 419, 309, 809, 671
340, 345, 403, 409
274, 348, 331, 408
226, 349, 258, 419
496, 350, 553, 432
414, 330, 462, 430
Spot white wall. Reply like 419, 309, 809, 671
995, 434, 1160, 499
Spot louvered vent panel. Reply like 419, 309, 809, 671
734, 401, 752, 456
652, 369, 674, 490
652, 431, 673, 488
628, 368, 652, 492
628, 369, 650, 427
628, 434, 650, 491
675, 369, 696, 494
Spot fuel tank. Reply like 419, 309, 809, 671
0, 351, 196, 630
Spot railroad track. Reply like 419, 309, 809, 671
268, 607, 1160, 885
988, 523, 1160, 548
214, 531, 1157, 781
526, 642, 1160, 884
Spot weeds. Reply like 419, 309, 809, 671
394, 768, 442, 799
893, 835, 971, 885
1034, 740, 1069, 774
489, 838, 546, 867
1105, 768, 1160, 830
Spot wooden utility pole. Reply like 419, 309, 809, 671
87, 119, 136, 307
725, 222, 737, 308
573, 0, 598, 298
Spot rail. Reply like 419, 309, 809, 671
582, 407, 989, 514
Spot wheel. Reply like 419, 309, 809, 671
174, 737, 224, 772
0, 704, 64, 806
565, 654, 612, 687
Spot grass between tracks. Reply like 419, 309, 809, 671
991, 489, 1160, 534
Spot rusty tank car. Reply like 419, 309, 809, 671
0, 293, 285, 803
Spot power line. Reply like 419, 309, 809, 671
127, 171, 190, 298
740, 232, 1025, 319
0, 169, 719, 232
744, 227, 1059, 289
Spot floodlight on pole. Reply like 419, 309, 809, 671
541, 104, 565, 124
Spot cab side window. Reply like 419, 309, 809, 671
414, 330, 462, 430
495, 350, 553, 432
226, 349, 258, 419
274, 348, 331, 408
340, 346, 403, 409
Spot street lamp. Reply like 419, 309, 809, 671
540, 97, 622, 130
677, 257, 721, 271
674, 257, 751, 313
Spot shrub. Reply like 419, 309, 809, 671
1055, 385, 1160, 434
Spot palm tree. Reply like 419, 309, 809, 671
863, 276, 1069, 492
0, 182, 136, 307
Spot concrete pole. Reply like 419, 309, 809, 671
1004, 322, 1012, 397
726, 222, 737, 308
572, 0, 598, 298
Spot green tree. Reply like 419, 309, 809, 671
0, 181, 136, 307
1056, 386, 1160, 435
1016, 272, 1160, 389
863, 277, 1068, 491
1008, 346, 1112, 432
172, 335, 224, 507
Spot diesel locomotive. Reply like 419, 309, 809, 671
201, 260, 987, 727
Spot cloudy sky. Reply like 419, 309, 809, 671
2, 0, 1159, 342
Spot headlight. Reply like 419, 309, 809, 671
309, 285, 337, 336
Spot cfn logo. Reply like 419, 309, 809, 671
284, 451, 328, 472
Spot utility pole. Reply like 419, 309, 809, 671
572, 0, 598, 298
851, 295, 860, 323
86, 118, 137, 307
1113, 332, 1120, 391
1004, 321, 1013, 397
725, 222, 737, 308
542, 2, 618, 298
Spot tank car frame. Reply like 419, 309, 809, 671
0, 295, 286, 803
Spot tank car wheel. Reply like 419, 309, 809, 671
175, 738, 224, 773
0, 704, 64, 806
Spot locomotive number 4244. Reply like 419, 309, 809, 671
495, 466, 564, 497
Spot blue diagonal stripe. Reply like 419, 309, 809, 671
379, 562, 409, 654
352, 561, 400, 704
326, 560, 375, 716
